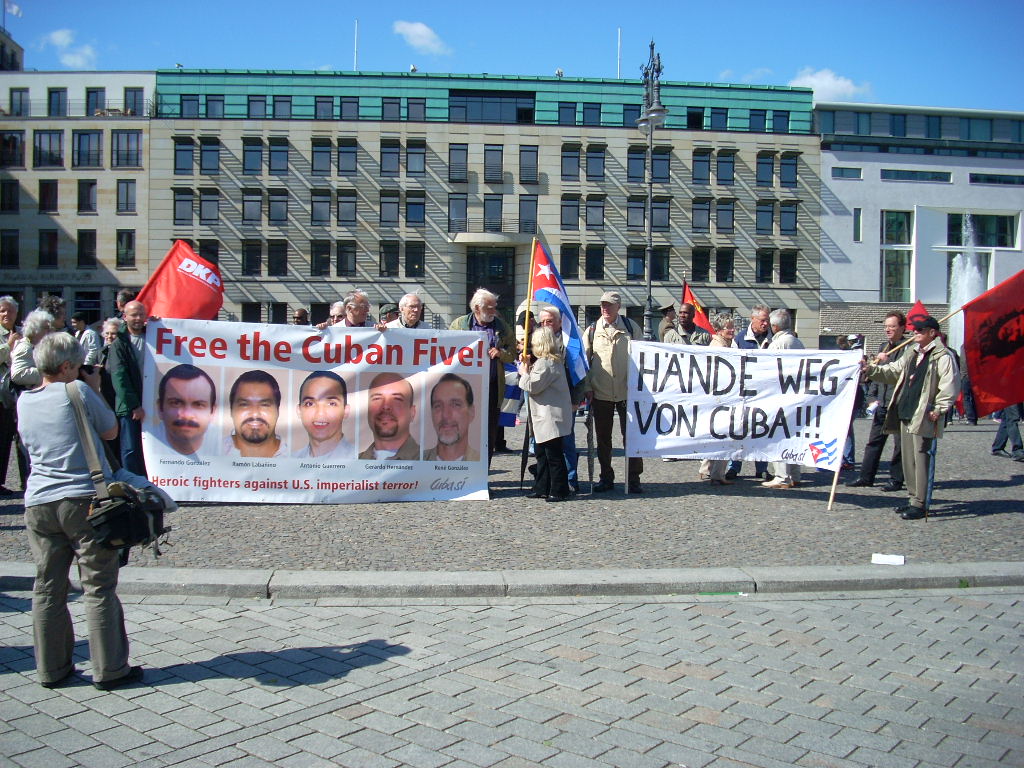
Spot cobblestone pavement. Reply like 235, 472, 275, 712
0, 419, 1020, 572
0, 587, 1020, 768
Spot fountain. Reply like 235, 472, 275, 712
947, 213, 987, 355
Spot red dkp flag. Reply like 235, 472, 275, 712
681, 281, 714, 334
962, 269, 1024, 418
135, 240, 224, 320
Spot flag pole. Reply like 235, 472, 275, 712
872, 306, 964, 360
523, 238, 538, 362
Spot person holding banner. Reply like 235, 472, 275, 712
729, 304, 774, 480
106, 301, 148, 476
519, 326, 573, 502
863, 315, 958, 520
763, 309, 804, 489
385, 293, 426, 329
700, 313, 738, 485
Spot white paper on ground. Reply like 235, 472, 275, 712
871, 553, 906, 565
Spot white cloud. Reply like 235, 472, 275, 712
393, 21, 451, 56
718, 67, 774, 84
788, 67, 871, 102
40, 28, 97, 69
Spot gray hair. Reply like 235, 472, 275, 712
768, 308, 791, 331
102, 317, 122, 333
711, 312, 737, 333
398, 292, 422, 310
343, 290, 370, 311
469, 288, 498, 311
750, 304, 771, 319
330, 300, 345, 315
22, 309, 55, 343
530, 326, 562, 362
538, 305, 561, 323
33, 331, 84, 376
0, 295, 18, 311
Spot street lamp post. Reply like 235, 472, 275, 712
637, 41, 667, 341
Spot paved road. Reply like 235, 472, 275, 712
1, 587, 1021, 767
1, 419, 1021, 572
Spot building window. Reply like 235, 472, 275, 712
484, 194, 503, 232
116, 230, 135, 269
855, 112, 871, 135
710, 108, 728, 131
78, 180, 97, 213
405, 241, 426, 278
627, 198, 645, 229
199, 190, 219, 224
692, 199, 711, 233
853, 207, 862, 242
626, 246, 645, 281
772, 111, 790, 133
39, 180, 58, 213
0, 131, 24, 168
756, 249, 774, 283
692, 150, 710, 184
407, 98, 426, 121
756, 202, 774, 235
947, 213, 1014, 248
560, 245, 579, 279
242, 240, 262, 275
268, 240, 288, 276
652, 198, 670, 231
880, 169, 951, 182
960, 117, 992, 141
561, 145, 580, 180
519, 195, 537, 234
969, 173, 1024, 186
200, 139, 220, 174
652, 149, 670, 182
338, 140, 357, 174
651, 247, 669, 281
268, 190, 288, 224
582, 103, 601, 126
407, 192, 426, 225
382, 97, 401, 121
312, 140, 331, 175
0, 180, 18, 213
628, 147, 645, 183
124, 88, 144, 116
717, 152, 735, 185
448, 194, 467, 232
247, 96, 266, 119
715, 248, 734, 282
48, 88, 67, 117
687, 107, 704, 130
241, 303, 261, 323
519, 145, 538, 183
38, 230, 58, 269
337, 191, 356, 226
380, 192, 400, 225
174, 138, 193, 174
756, 153, 774, 186
269, 303, 288, 324
558, 102, 576, 125
9, 88, 28, 117
336, 240, 357, 276
691, 247, 711, 282
173, 189, 192, 224
882, 210, 912, 244
72, 131, 102, 168
560, 196, 579, 230
407, 141, 426, 176
623, 104, 641, 127
585, 245, 604, 280
817, 110, 834, 133
780, 202, 797, 235
585, 196, 604, 230
179, 94, 199, 118
881, 249, 911, 302
315, 96, 334, 120
243, 140, 262, 174
380, 241, 400, 277
832, 166, 862, 179
340, 97, 359, 120
715, 199, 734, 233
890, 113, 906, 137
0, 230, 18, 269
484, 144, 503, 182
749, 109, 766, 132
206, 95, 224, 118
380, 141, 400, 176
780, 155, 797, 188
449, 143, 468, 182
311, 191, 331, 225
268, 139, 289, 174
242, 191, 262, 223
111, 130, 141, 167
926, 115, 942, 139
779, 250, 798, 283
198, 240, 218, 264
33, 131, 63, 168
77, 230, 97, 268
273, 96, 292, 119
586, 146, 605, 180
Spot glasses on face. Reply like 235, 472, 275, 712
330, 314, 344, 321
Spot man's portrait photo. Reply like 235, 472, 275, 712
358, 372, 421, 460
293, 370, 356, 459
222, 370, 289, 458
155, 364, 218, 457
424, 373, 480, 462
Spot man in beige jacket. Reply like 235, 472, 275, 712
582, 291, 643, 493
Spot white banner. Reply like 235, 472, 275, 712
140, 320, 489, 503
626, 342, 862, 470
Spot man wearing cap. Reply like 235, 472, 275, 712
663, 303, 711, 346
583, 291, 643, 493
657, 304, 676, 342
863, 315, 958, 520
379, 303, 400, 325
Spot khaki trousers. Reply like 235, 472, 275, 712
899, 424, 935, 511
24, 496, 130, 685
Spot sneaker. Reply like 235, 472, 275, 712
992, 449, 1011, 458
762, 478, 795, 489
93, 666, 144, 691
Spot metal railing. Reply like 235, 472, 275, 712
0, 99, 152, 118
447, 216, 536, 234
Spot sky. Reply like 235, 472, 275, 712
6, 0, 1024, 112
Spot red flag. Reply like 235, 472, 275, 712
135, 240, 224, 320
906, 299, 929, 325
962, 269, 1024, 418
681, 281, 714, 334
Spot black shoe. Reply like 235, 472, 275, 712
93, 666, 144, 691
881, 481, 904, 492
568, 484, 580, 494
967, 420, 977, 425
846, 478, 873, 488
841, 462, 855, 471
524, 492, 545, 499
41, 668, 78, 689
494, 444, 513, 454
893, 505, 909, 514
992, 449, 1011, 458
628, 483, 643, 494
546, 494, 572, 502
527, 463, 537, 476
725, 469, 738, 481
593, 480, 614, 493
1013, 454, 1024, 462
900, 508, 926, 520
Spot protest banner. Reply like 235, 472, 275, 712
141, 319, 490, 503
626, 342, 862, 470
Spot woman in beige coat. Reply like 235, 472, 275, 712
518, 326, 573, 501
700, 313, 738, 485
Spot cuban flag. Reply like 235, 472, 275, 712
530, 240, 588, 386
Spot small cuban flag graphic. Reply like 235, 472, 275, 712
808, 439, 838, 465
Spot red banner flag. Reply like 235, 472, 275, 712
962, 269, 1024, 418
906, 299, 929, 325
135, 240, 224, 320
681, 281, 714, 334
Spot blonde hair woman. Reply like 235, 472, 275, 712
701, 313, 738, 485
517, 326, 573, 501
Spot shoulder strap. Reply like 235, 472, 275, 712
65, 383, 110, 502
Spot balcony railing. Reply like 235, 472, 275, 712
0, 99, 152, 118
447, 216, 536, 234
